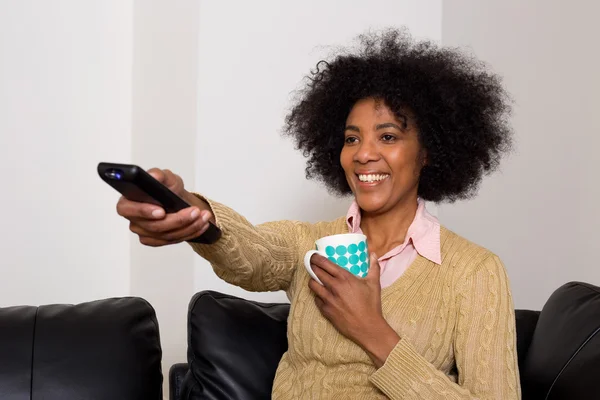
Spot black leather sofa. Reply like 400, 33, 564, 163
0, 297, 163, 400
171, 281, 600, 400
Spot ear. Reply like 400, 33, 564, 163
419, 148, 428, 168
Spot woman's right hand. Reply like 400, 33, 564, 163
116, 168, 215, 247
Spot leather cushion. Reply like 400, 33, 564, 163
0, 297, 163, 400
521, 282, 600, 400
183, 291, 290, 400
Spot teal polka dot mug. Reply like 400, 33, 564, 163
303, 233, 370, 285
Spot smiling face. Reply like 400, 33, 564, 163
340, 97, 425, 215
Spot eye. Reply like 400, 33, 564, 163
345, 136, 358, 144
381, 134, 396, 142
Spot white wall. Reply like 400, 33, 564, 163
194, 0, 443, 303
130, 0, 199, 395
0, 0, 133, 306
441, 0, 600, 310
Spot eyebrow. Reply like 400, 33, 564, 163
344, 122, 406, 133
375, 122, 404, 131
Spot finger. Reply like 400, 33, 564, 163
199, 209, 214, 223
164, 169, 185, 194
308, 276, 332, 302
147, 168, 166, 183
117, 196, 165, 220
366, 252, 380, 282
132, 206, 201, 234
314, 296, 325, 310
135, 216, 211, 243
138, 235, 170, 247
312, 265, 337, 289
148, 168, 184, 194
166, 217, 211, 242
131, 208, 212, 243
310, 253, 344, 278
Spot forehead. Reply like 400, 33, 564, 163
346, 98, 399, 122
373, 98, 388, 113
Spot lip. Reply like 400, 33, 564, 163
355, 170, 389, 175
354, 172, 390, 188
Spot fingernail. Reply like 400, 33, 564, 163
190, 209, 200, 220
370, 252, 378, 261
152, 209, 164, 218
201, 211, 211, 222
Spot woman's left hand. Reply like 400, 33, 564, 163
308, 253, 401, 368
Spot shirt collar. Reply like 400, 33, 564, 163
346, 198, 441, 265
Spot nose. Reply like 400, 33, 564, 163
353, 136, 380, 164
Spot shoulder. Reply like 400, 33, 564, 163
440, 226, 507, 280
293, 216, 348, 240
258, 216, 347, 243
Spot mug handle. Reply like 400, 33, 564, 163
304, 250, 326, 285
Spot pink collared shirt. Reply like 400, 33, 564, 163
346, 199, 442, 288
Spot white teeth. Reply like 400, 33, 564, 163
358, 174, 389, 182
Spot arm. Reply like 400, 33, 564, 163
188, 194, 311, 293
368, 255, 521, 400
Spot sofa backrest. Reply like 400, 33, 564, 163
181, 291, 289, 400
0, 297, 163, 400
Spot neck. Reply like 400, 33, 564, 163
360, 196, 419, 256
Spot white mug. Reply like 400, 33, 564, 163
303, 233, 370, 285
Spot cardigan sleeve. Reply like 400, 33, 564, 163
369, 255, 521, 399
187, 194, 323, 293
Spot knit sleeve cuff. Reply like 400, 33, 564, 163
186, 192, 244, 259
369, 338, 431, 397
190, 192, 223, 229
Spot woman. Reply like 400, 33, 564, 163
117, 29, 520, 399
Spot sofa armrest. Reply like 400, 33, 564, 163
169, 363, 189, 400
515, 309, 540, 369
521, 281, 600, 399
0, 305, 37, 397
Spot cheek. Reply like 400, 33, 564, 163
389, 150, 422, 178
340, 148, 352, 173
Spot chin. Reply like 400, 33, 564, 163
354, 194, 389, 214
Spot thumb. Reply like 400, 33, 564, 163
147, 168, 167, 184
148, 168, 183, 193
367, 252, 380, 282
